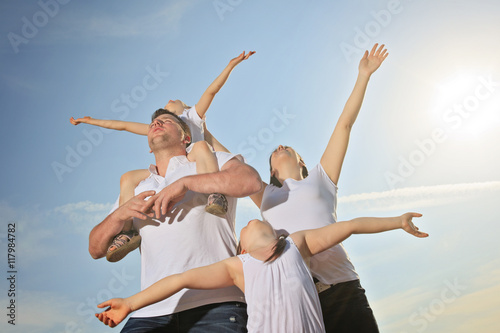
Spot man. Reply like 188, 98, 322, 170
89, 109, 262, 332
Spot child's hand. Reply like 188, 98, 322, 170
358, 43, 388, 76
228, 51, 256, 67
70, 116, 92, 125
401, 213, 428, 238
95, 298, 132, 328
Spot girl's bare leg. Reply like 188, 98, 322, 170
106, 169, 150, 262
187, 141, 228, 216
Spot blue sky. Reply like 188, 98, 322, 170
1, 0, 499, 332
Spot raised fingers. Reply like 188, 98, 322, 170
244, 51, 256, 60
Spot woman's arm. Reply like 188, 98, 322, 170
320, 43, 388, 185
70, 116, 149, 135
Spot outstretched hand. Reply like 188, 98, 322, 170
229, 51, 256, 68
358, 43, 388, 76
69, 116, 92, 125
95, 298, 132, 328
401, 213, 428, 238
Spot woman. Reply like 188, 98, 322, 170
250, 43, 389, 332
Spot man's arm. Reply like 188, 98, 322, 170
88, 191, 155, 259
70, 116, 149, 136
195, 51, 255, 119
150, 156, 262, 217
203, 125, 267, 208
320, 44, 388, 185
293, 213, 427, 259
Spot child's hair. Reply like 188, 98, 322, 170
269, 148, 308, 188
264, 235, 287, 262
151, 108, 192, 146
236, 234, 288, 263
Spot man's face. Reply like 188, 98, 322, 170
148, 114, 187, 150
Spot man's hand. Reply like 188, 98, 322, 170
113, 190, 156, 222
228, 51, 256, 68
401, 213, 428, 238
96, 298, 132, 328
358, 43, 388, 77
150, 179, 189, 219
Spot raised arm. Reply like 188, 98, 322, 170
70, 116, 149, 136
293, 213, 426, 259
95, 257, 242, 328
320, 43, 388, 184
150, 156, 262, 217
195, 51, 255, 119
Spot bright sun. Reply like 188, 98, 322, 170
430, 72, 500, 141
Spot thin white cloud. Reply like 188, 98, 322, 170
52, 200, 113, 234
338, 181, 500, 213
0, 200, 113, 263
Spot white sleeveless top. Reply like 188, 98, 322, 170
238, 237, 325, 333
261, 164, 359, 285
108, 153, 245, 317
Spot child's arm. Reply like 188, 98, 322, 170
70, 116, 149, 136
95, 257, 243, 327
293, 213, 427, 259
320, 43, 388, 185
195, 51, 255, 119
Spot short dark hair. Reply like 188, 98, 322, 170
151, 109, 192, 147
268, 149, 308, 188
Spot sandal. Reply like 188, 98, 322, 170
205, 193, 228, 216
106, 230, 141, 262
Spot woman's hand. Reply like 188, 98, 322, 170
358, 43, 388, 77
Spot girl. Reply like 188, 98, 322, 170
95, 212, 428, 332
71, 51, 254, 262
